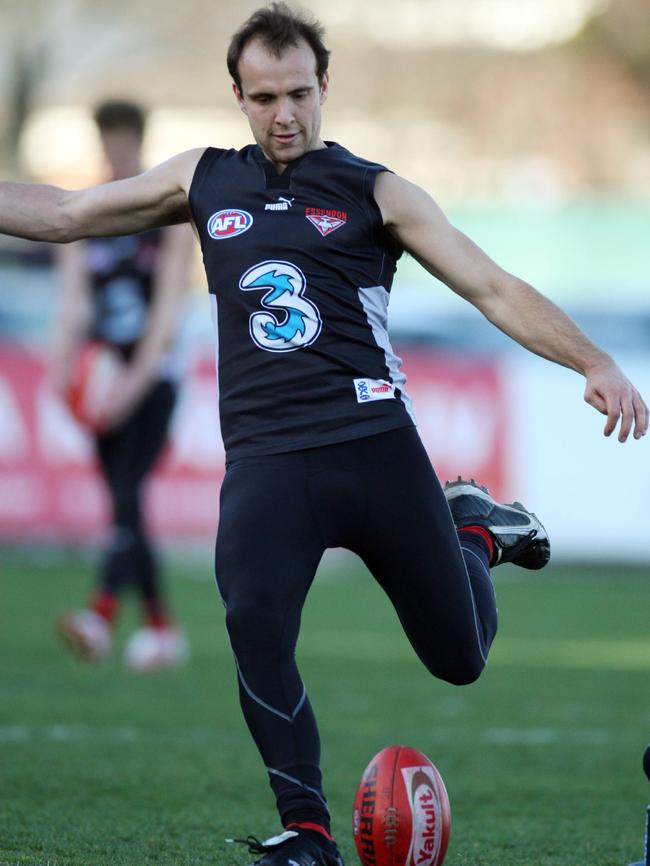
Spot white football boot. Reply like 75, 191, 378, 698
123, 626, 189, 672
57, 609, 112, 662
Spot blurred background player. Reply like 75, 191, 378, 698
52, 100, 196, 671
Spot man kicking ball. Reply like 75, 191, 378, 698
0, 4, 646, 864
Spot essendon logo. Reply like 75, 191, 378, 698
305, 206, 347, 237
207, 209, 253, 240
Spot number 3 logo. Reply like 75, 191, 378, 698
239, 260, 322, 353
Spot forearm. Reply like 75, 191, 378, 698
0, 181, 74, 243
50, 245, 92, 393
51, 310, 88, 358
52, 291, 91, 362
125, 225, 194, 391
480, 276, 611, 376
379, 171, 647, 441
127, 313, 175, 389
110, 275, 183, 419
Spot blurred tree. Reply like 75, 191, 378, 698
0, 42, 47, 176
0, 0, 51, 176
0, 0, 648, 197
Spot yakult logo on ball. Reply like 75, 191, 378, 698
207, 209, 253, 239
401, 766, 443, 866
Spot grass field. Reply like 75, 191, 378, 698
1, 548, 649, 866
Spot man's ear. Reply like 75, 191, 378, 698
319, 70, 330, 105
233, 82, 247, 114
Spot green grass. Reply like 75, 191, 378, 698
1, 549, 649, 866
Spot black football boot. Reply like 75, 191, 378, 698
444, 477, 550, 569
229, 829, 344, 866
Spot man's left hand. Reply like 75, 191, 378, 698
583, 360, 648, 442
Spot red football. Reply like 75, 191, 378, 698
352, 745, 451, 866
65, 341, 123, 432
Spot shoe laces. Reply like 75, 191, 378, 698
500, 528, 537, 559
227, 831, 301, 855
228, 836, 269, 854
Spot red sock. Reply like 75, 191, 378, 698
90, 591, 119, 623
459, 525, 495, 566
143, 601, 171, 629
286, 822, 333, 842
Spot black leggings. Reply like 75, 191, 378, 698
214, 426, 497, 830
95, 379, 176, 605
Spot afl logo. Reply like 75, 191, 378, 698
207, 209, 253, 240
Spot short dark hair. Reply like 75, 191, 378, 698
227, 2, 330, 92
93, 100, 147, 139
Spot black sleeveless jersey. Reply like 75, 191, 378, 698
86, 229, 163, 360
189, 142, 415, 459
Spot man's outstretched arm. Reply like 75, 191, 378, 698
375, 171, 648, 442
0, 148, 205, 243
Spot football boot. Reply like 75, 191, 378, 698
57, 609, 111, 662
123, 626, 189, 672
229, 829, 344, 866
444, 477, 550, 569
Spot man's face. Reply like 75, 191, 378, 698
100, 128, 143, 180
234, 37, 329, 169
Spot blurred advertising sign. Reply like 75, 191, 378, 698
400, 349, 509, 498
0, 345, 508, 542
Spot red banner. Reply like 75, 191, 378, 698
0, 345, 509, 542
399, 348, 509, 498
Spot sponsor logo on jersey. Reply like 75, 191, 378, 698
305, 206, 347, 237
240, 260, 322, 352
353, 378, 395, 403
207, 209, 253, 239
265, 196, 294, 212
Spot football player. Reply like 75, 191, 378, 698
1, 5, 646, 863
53, 101, 195, 671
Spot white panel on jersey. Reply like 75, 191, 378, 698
209, 294, 220, 378
357, 285, 416, 423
